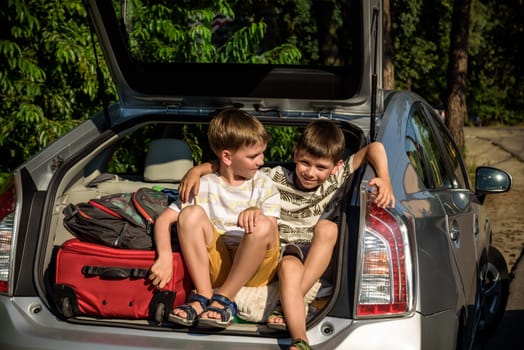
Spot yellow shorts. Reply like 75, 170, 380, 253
208, 229, 279, 288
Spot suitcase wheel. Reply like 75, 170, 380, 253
149, 291, 176, 324
153, 302, 166, 324
60, 297, 74, 318
55, 284, 79, 318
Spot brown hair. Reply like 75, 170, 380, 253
207, 108, 271, 156
296, 120, 345, 163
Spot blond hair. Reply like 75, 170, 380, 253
208, 108, 271, 156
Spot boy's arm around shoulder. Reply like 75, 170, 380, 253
149, 207, 179, 289
179, 160, 217, 202
351, 141, 396, 208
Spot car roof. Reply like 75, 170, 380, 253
86, 0, 382, 115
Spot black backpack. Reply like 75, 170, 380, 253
63, 187, 176, 250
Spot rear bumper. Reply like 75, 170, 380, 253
0, 296, 457, 350
0, 296, 269, 350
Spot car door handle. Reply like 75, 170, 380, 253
450, 220, 460, 241
450, 228, 460, 241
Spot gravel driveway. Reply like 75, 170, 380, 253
467, 127, 524, 350
464, 126, 524, 270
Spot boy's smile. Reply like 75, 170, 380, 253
293, 149, 341, 191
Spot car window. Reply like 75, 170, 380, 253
430, 111, 470, 189
102, 121, 366, 178
103, 0, 362, 100
405, 106, 451, 189
118, 0, 359, 67
405, 123, 429, 188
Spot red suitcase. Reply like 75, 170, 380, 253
55, 238, 192, 323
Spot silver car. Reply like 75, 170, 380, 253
0, 0, 511, 349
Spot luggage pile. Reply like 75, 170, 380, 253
54, 187, 192, 324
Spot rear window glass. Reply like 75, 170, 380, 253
107, 123, 302, 176
101, 0, 363, 99
104, 120, 360, 178
117, 0, 360, 67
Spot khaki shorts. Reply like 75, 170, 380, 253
208, 229, 279, 288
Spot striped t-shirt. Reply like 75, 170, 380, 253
260, 155, 354, 243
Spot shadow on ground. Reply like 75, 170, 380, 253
474, 246, 524, 350
475, 310, 524, 349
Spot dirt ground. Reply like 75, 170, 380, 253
464, 126, 524, 271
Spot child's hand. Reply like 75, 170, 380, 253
237, 207, 263, 234
149, 255, 173, 289
178, 169, 201, 203
369, 177, 396, 208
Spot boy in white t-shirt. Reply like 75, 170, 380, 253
179, 119, 395, 349
148, 108, 281, 329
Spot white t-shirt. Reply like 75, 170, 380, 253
169, 171, 280, 235
260, 155, 354, 243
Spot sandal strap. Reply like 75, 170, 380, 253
207, 294, 237, 321
210, 294, 236, 311
173, 303, 198, 321
171, 294, 209, 323
188, 293, 210, 310
291, 338, 312, 350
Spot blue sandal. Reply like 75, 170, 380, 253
197, 294, 237, 329
168, 293, 209, 327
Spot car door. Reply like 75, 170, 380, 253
408, 104, 479, 305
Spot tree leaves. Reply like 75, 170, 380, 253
0, 0, 116, 177
1, 0, 522, 187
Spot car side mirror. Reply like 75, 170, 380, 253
475, 166, 512, 204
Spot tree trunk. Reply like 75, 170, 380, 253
383, 0, 395, 90
446, 0, 472, 149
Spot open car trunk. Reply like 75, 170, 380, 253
31, 0, 382, 342
37, 113, 366, 335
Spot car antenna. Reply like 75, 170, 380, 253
88, 17, 111, 129
370, 7, 379, 142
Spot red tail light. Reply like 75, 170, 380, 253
0, 178, 16, 294
356, 185, 412, 317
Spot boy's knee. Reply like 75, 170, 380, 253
178, 205, 205, 224
249, 215, 277, 242
313, 220, 338, 244
278, 256, 303, 276
177, 205, 211, 239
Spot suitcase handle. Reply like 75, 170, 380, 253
81, 265, 149, 279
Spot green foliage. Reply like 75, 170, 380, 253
2, 0, 523, 179
392, 0, 450, 105
266, 126, 301, 162
105, 123, 299, 177
0, 0, 116, 174
123, 0, 302, 64
180, 124, 206, 164
107, 125, 154, 174
467, 0, 524, 125
109, 0, 307, 168
0, 0, 305, 176
391, 0, 524, 125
